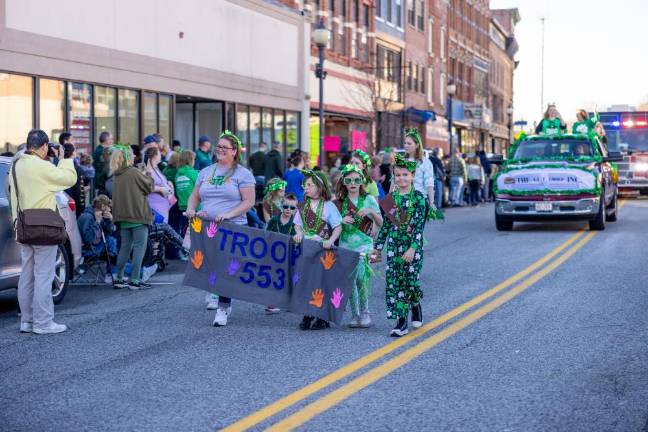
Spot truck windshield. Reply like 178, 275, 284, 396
606, 129, 648, 152
512, 139, 594, 160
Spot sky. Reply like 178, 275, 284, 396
490, 0, 648, 128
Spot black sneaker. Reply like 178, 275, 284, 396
390, 318, 409, 337
411, 303, 423, 328
310, 318, 330, 330
113, 279, 128, 290
299, 315, 314, 330
128, 280, 151, 290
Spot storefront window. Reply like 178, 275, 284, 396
0, 73, 32, 154
143, 92, 157, 137
236, 105, 249, 163
159, 94, 172, 144
196, 102, 222, 150
68, 82, 92, 154
249, 106, 261, 156
285, 111, 300, 158
118, 89, 139, 145
273, 109, 285, 153
94, 86, 116, 148
39, 78, 65, 145
262, 108, 272, 148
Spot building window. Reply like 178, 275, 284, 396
364, 4, 370, 26
386, 0, 392, 22
142, 91, 157, 138
236, 105, 249, 163
249, 106, 261, 157
413, 64, 419, 92
39, 78, 65, 145
420, 66, 426, 94
407, 61, 412, 90
262, 107, 272, 148
416, 0, 424, 31
285, 111, 300, 157
352, 0, 358, 22
0, 73, 33, 154
376, 0, 382, 18
339, 26, 346, 55
158, 94, 172, 144
118, 88, 139, 146
363, 31, 369, 62
68, 82, 92, 154
94, 86, 116, 148
351, 30, 358, 58
273, 109, 285, 153
395, 0, 401, 27
407, 0, 415, 26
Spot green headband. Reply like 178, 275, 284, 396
219, 130, 242, 150
264, 180, 287, 195
404, 127, 422, 147
301, 169, 330, 193
340, 164, 365, 182
353, 150, 371, 167
394, 153, 417, 173
113, 143, 131, 162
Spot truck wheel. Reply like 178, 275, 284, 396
589, 193, 606, 231
495, 214, 513, 231
606, 193, 618, 222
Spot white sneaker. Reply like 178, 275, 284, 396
141, 264, 158, 282
359, 313, 373, 328
348, 316, 361, 328
20, 322, 33, 333
206, 298, 219, 310
33, 322, 67, 335
212, 306, 231, 327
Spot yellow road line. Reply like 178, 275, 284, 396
222, 229, 586, 432
266, 231, 598, 431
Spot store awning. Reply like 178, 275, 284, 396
405, 107, 437, 123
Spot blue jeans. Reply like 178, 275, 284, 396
450, 176, 464, 205
434, 178, 444, 209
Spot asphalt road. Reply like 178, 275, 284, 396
1, 201, 647, 432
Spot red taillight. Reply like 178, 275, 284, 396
638, 121, 648, 127
68, 198, 76, 212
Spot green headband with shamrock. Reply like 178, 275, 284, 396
340, 164, 365, 182
353, 149, 371, 167
113, 143, 131, 162
264, 179, 287, 195
219, 130, 242, 150
394, 153, 417, 173
404, 127, 423, 147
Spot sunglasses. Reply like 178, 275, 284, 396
282, 205, 297, 210
343, 177, 363, 185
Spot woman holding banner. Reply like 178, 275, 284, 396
185, 130, 256, 327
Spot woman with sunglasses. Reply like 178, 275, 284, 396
185, 130, 256, 327
335, 164, 383, 328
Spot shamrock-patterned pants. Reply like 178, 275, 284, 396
385, 255, 423, 320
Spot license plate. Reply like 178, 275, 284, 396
535, 202, 553, 212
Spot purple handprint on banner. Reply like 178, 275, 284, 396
330, 288, 344, 309
227, 258, 241, 276
208, 271, 216, 287
207, 222, 218, 238
292, 271, 299, 287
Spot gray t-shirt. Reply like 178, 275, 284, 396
197, 163, 255, 225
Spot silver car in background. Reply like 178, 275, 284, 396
0, 156, 82, 304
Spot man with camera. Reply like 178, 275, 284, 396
9, 129, 77, 335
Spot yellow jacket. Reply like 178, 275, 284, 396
9, 153, 77, 221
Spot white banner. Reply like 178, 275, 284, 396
497, 167, 597, 192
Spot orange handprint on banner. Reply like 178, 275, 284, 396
309, 289, 324, 308
320, 251, 336, 270
191, 250, 204, 270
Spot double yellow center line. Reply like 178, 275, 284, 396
224, 215, 612, 431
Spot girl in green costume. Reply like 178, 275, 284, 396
350, 149, 380, 197
262, 177, 286, 221
372, 154, 427, 337
572, 109, 597, 135
334, 164, 383, 328
534, 104, 567, 135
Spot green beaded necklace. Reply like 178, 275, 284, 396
393, 187, 415, 229
208, 164, 235, 187
301, 198, 324, 237
341, 194, 366, 227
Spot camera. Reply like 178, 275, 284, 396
47, 143, 60, 159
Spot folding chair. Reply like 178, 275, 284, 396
71, 231, 114, 286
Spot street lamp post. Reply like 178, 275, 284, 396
447, 82, 457, 156
507, 105, 514, 154
312, 20, 330, 168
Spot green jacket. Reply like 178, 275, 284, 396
174, 165, 198, 211
112, 166, 154, 225
163, 166, 178, 186
195, 149, 212, 170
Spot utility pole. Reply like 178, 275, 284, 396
540, 16, 545, 116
